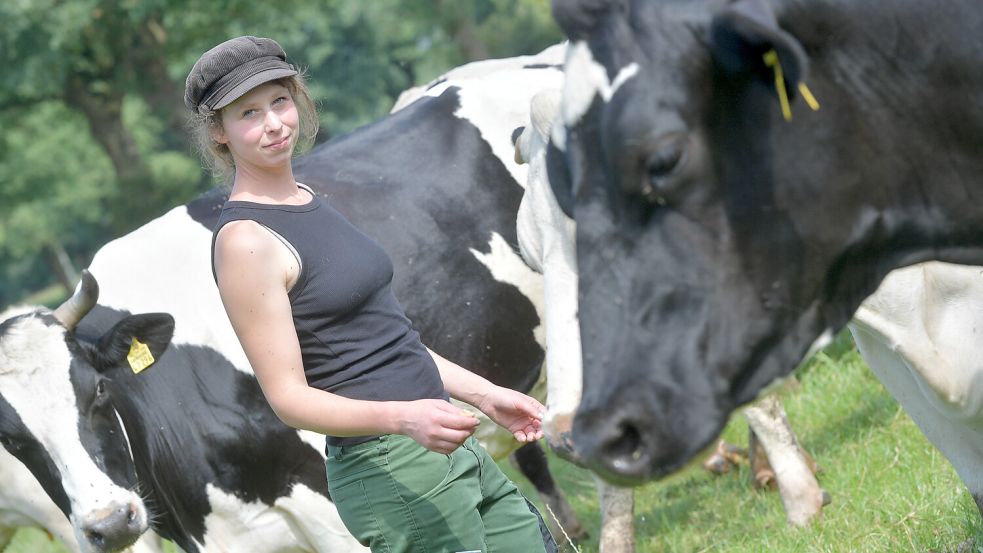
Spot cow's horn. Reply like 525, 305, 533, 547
53, 270, 99, 331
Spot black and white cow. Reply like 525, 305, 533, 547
0, 295, 181, 553
0, 46, 575, 552
546, 0, 983, 505
516, 87, 826, 529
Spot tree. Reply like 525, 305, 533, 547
0, 0, 562, 306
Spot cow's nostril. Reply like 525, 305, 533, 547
601, 421, 652, 477
81, 503, 144, 551
608, 423, 642, 459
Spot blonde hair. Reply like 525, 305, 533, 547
189, 74, 319, 181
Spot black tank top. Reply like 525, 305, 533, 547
211, 185, 449, 447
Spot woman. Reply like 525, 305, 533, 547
187, 35, 555, 552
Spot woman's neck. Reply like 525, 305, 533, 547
229, 163, 304, 204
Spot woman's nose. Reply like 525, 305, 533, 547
265, 111, 282, 132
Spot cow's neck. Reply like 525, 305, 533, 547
722, 1, 983, 339
798, 0, 983, 273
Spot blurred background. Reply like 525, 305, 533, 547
0, 0, 562, 309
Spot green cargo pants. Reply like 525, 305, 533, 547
326, 434, 555, 553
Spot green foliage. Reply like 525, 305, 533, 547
0, 103, 114, 257
0, 101, 116, 305
0, 0, 562, 305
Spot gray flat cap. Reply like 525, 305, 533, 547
185, 36, 297, 114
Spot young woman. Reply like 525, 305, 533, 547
187, 35, 555, 552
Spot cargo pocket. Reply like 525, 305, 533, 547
400, 449, 456, 507
331, 479, 388, 551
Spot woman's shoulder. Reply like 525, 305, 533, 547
215, 218, 268, 245
214, 220, 282, 266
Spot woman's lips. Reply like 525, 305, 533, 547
265, 136, 290, 150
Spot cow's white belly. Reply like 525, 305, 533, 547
199, 483, 367, 553
850, 261, 983, 505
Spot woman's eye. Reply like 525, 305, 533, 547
242, 109, 257, 118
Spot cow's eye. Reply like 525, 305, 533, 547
96, 379, 107, 397
0, 436, 16, 450
641, 134, 687, 205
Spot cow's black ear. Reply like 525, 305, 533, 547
93, 313, 176, 373
710, 0, 808, 99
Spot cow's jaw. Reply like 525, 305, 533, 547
0, 316, 148, 552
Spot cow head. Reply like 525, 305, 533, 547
0, 271, 174, 551
549, 0, 983, 483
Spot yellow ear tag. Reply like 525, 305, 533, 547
127, 337, 155, 374
763, 49, 820, 122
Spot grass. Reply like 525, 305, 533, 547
5, 333, 982, 553
501, 332, 983, 553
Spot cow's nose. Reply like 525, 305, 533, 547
82, 502, 142, 552
572, 402, 656, 486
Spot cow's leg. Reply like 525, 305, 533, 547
595, 477, 634, 553
510, 442, 587, 542
703, 440, 748, 475
744, 395, 826, 526
748, 426, 776, 490
749, 426, 824, 489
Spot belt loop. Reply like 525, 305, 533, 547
329, 444, 345, 461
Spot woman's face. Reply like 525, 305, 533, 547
215, 81, 299, 171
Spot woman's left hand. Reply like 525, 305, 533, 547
477, 386, 545, 442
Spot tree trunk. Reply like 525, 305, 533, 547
64, 73, 156, 235
133, 14, 192, 149
44, 241, 78, 293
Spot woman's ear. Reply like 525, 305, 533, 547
211, 122, 229, 145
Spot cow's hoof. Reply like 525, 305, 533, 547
703, 452, 732, 475
753, 468, 776, 490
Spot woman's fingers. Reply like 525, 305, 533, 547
425, 429, 473, 454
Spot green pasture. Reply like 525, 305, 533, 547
5, 333, 981, 553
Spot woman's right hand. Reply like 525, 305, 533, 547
396, 399, 480, 454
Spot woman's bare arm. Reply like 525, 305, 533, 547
215, 220, 477, 453
428, 348, 545, 442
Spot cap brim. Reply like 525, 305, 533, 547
209, 66, 298, 111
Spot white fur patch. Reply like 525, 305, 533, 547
468, 232, 546, 348
200, 483, 366, 552
420, 47, 565, 190
556, 41, 639, 150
